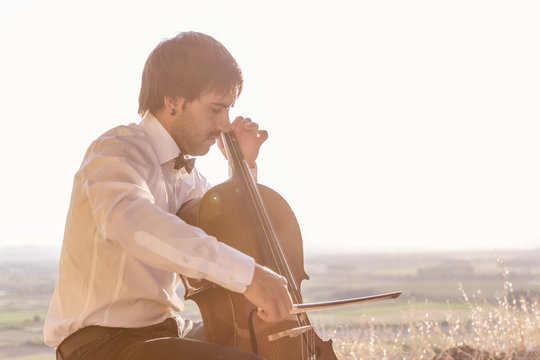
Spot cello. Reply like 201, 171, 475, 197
177, 130, 400, 359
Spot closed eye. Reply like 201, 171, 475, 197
210, 102, 231, 114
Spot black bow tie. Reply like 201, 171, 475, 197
174, 153, 195, 173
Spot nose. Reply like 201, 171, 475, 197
216, 111, 230, 133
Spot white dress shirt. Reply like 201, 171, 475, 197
44, 112, 256, 348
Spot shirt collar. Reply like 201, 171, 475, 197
140, 111, 180, 165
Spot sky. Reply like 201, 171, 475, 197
0, 0, 539, 255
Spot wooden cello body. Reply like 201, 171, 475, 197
177, 132, 337, 360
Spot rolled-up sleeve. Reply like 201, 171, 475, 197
81, 138, 255, 293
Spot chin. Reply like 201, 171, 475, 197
190, 145, 211, 157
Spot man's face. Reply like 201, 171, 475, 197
171, 91, 234, 156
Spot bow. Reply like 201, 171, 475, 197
174, 153, 195, 173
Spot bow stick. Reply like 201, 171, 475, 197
290, 291, 402, 314
266, 291, 402, 342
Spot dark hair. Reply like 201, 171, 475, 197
138, 32, 243, 115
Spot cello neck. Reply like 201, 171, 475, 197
220, 130, 298, 286
221, 131, 255, 184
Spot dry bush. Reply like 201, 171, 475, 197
320, 261, 540, 360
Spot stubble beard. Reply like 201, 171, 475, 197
189, 143, 212, 156
175, 129, 215, 156
171, 117, 207, 156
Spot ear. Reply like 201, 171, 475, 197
163, 96, 186, 116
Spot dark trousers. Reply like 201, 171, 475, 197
56, 318, 264, 360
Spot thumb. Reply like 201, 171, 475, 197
217, 135, 228, 159
256, 309, 270, 322
258, 130, 269, 143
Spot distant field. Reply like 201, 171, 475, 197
1, 248, 539, 359
3, 356, 53, 360
0, 310, 48, 326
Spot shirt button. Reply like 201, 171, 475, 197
183, 256, 189, 263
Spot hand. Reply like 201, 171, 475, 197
218, 116, 268, 168
243, 264, 293, 322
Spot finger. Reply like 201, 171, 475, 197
235, 116, 250, 126
217, 135, 224, 151
232, 117, 253, 132
244, 121, 259, 131
275, 273, 287, 285
285, 291, 294, 314
258, 130, 269, 143
276, 286, 293, 319
234, 117, 251, 131
216, 136, 229, 160
275, 300, 292, 321
231, 116, 244, 127
259, 301, 279, 322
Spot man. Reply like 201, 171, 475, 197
44, 31, 293, 360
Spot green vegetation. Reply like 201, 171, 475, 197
310, 258, 540, 359
1, 249, 539, 359
0, 311, 48, 327
4, 356, 54, 360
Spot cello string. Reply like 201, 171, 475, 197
225, 134, 285, 272
226, 132, 315, 359
227, 132, 316, 359
226, 133, 302, 301
226, 133, 289, 280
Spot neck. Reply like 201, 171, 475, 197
153, 109, 174, 134
151, 109, 188, 154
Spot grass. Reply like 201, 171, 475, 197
0, 310, 47, 327
3, 356, 54, 360
322, 262, 540, 359
1, 253, 539, 359
310, 302, 476, 335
